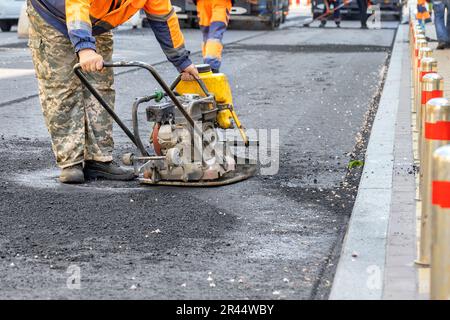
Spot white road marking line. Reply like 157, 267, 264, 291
0, 68, 35, 79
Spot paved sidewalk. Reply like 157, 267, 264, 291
383, 28, 420, 299
330, 24, 425, 299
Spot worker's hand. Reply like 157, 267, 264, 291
78, 49, 104, 73
181, 64, 200, 81
246, 0, 258, 4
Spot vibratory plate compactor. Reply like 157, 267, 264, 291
74, 61, 256, 187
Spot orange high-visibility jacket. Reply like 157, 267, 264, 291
30, 0, 191, 71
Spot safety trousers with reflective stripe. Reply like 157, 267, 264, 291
197, 0, 232, 71
416, 0, 431, 23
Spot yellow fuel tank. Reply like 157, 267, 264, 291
175, 64, 234, 129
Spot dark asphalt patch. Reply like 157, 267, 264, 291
0, 185, 237, 259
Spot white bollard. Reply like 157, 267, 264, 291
430, 145, 450, 300
418, 98, 450, 266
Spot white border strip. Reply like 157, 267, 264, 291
329, 25, 407, 300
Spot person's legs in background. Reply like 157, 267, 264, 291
356, 0, 368, 28
319, 1, 328, 27
197, 0, 212, 59
333, 0, 342, 27
197, 0, 232, 72
204, 0, 232, 72
445, 0, 450, 46
433, 1, 449, 49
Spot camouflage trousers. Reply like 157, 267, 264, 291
27, 3, 115, 168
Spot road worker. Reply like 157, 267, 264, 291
195, 0, 233, 73
194, 0, 260, 72
27, 0, 199, 184
416, 0, 431, 31
319, 0, 342, 28
356, 0, 368, 29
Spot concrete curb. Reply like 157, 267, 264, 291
329, 25, 407, 299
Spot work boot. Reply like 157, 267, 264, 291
59, 164, 85, 184
436, 42, 447, 50
361, 23, 368, 29
319, 20, 326, 28
335, 21, 341, 28
84, 161, 135, 181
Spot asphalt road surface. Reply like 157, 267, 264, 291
0, 19, 396, 299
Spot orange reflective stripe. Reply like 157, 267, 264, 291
167, 13, 185, 48
143, 0, 185, 48
205, 39, 223, 59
